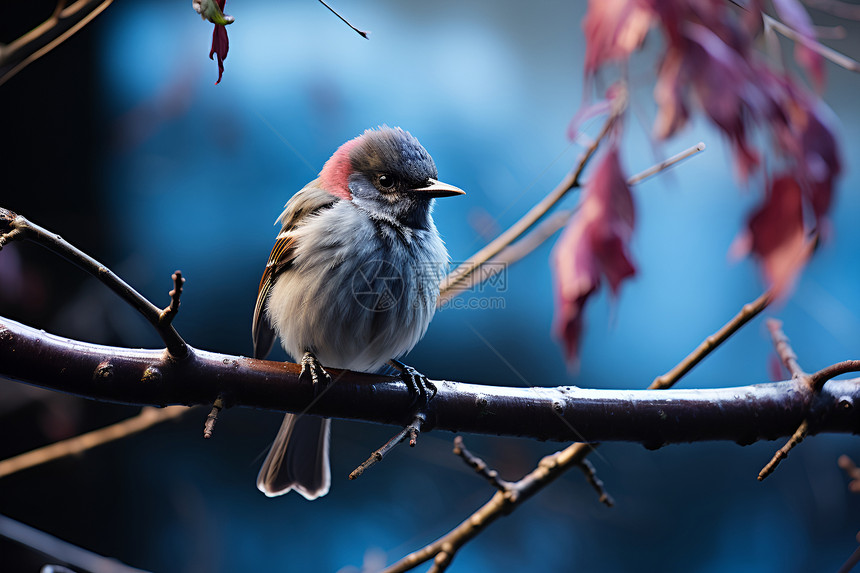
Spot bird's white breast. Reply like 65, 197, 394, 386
266, 200, 448, 372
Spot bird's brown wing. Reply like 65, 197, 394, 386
252, 182, 338, 360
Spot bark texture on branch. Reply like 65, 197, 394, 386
2, 316, 859, 445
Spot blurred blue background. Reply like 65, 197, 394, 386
2, 0, 860, 571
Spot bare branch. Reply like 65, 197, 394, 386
0, 208, 189, 358
767, 318, 807, 381
757, 321, 855, 480
0, 0, 114, 87
349, 412, 426, 480
0, 406, 187, 479
438, 140, 706, 306
763, 14, 860, 73
809, 360, 860, 392
203, 394, 224, 439
1, 316, 858, 449
453, 436, 511, 493
651, 290, 772, 390
0, 514, 150, 573
159, 270, 185, 326
386, 288, 783, 570
837, 543, 860, 573
383, 441, 596, 573
626, 141, 706, 185
317, 0, 369, 39
577, 458, 614, 507
757, 420, 809, 481
438, 98, 626, 305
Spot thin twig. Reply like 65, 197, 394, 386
437, 140, 706, 306
836, 455, 860, 573
383, 442, 595, 573
0, 406, 188, 479
577, 458, 614, 507
626, 141, 706, 185
763, 14, 860, 72
0, 0, 115, 87
453, 436, 511, 493
837, 544, 860, 573
386, 287, 780, 572
203, 395, 224, 439
349, 413, 425, 480
0, 208, 189, 358
438, 210, 573, 305
437, 99, 626, 305
316, 0, 369, 39
767, 319, 806, 380
809, 360, 860, 392
758, 420, 809, 481
651, 290, 773, 390
159, 270, 185, 326
0, 514, 150, 573
758, 320, 821, 480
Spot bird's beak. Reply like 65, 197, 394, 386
410, 178, 466, 198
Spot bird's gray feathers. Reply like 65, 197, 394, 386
265, 192, 447, 371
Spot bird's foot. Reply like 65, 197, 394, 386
300, 351, 331, 391
388, 359, 436, 407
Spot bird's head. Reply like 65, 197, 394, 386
319, 126, 464, 228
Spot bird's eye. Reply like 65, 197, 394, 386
377, 173, 396, 190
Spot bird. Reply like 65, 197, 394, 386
252, 126, 464, 499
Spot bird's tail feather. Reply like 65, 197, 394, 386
257, 414, 331, 500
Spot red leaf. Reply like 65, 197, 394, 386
736, 174, 811, 296
552, 146, 637, 363
582, 0, 653, 74
684, 23, 765, 179
770, 79, 841, 223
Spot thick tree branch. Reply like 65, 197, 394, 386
1, 316, 858, 445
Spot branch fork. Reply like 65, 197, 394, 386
759, 319, 860, 481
